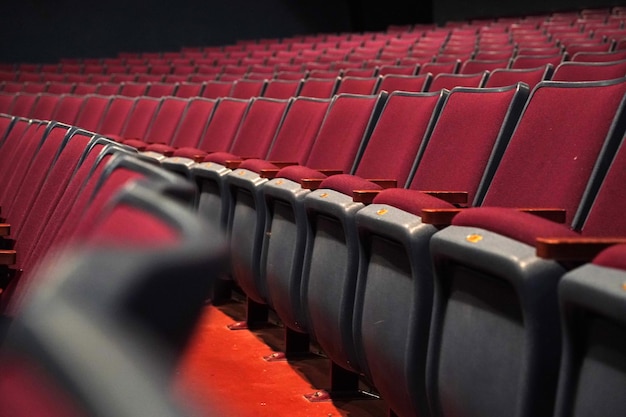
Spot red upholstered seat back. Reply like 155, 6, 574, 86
303, 93, 382, 174
482, 79, 626, 226
228, 98, 289, 159
408, 85, 526, 205
196, 98, 250, 153
355, 91, 445, 187
168, 98, 216, 149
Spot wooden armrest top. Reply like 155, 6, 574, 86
224, 159, 244, 169
260, 168, 281, 179
0, 223, 9, 237
536, 237, 626, 261
0, 249, 16, 265
300, 178, 324, 190
421, 208, 462, 225
353, 190, 381, 204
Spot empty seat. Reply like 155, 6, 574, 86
142, 97, 217, 158
253, 93, 388, 327
552, 59, 626, 81
425, 78, 626, 417
511, 53, 567, 69
377, 73, 433, 93
460, 59, 511, 74
335, 76, 382, 95
123, 96, 189, 150
191, 98, 291, 232
553, 245, 626, 417
484, 65, 553, 89
297, 84, 527, 416
428, 72, 489, 91
202, 80, 234, 99
229, 79, 267, 99
263, 79, 302, 99
146, 82, 177, 98
299, 77, 340, 98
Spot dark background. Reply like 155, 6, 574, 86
1, 0, 622, 63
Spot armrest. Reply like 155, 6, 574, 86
0, 223, 9, 237
421, 207, 566, 227
353, 190, 381, 204
0, 250, 16, 265
224, 159, 244, 169
260, 168, 281, 179
421, 208, 462, 225
536, 237, 626, 261
367, 179, 397, 188
420, 191, 468, 205
301, 178, 324, 190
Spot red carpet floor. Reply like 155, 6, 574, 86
173, 301, 387, 417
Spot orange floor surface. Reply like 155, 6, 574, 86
173, 302, 387, 417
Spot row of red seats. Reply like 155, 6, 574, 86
2, 7, 626, 417
0, 116, 227, 416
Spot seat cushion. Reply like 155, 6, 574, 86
238, 158, 279, 173
452, 206, 579, 246
593, 244, 626, 270
372, 188, 456, 217
276, 165, 328, 183
319, 174, 382, 196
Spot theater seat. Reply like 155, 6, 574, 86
554, 244, 626, 417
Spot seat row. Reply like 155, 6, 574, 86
0, 117, 227, 416
4, 77, 623, 416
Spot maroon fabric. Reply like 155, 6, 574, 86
144, 143, 175, 154
99, 96, 135, 136
592, 244, 626, 270
196, 98, 249, 152
123, 138, 149, 150
74, 95, 111, 132
299, 78, 337, 98
482, 80, 626, 226
0, 358, 87, 417
318, 174, 382, 195
336, 77, 379, 95
452, 206, 580, 246
580, 139, 626, 237
29, 94, 60, 120
230, 80, 266, 99
227, 99, 288, 159
173, 147, 208, 159
485, 66, 549, 90
372, 188, 456, 216
168, 99, 216, 148
264, 80, 301, 99
356, 92, 443, 186
263, 98, 330, 164
429, 72, 486, 91
202, 151, 240, 164
552, 60, 626, 82
142, 98, 188, 145
378, 74, 430, 94
121, 97, 160, 139
276, 165, 328, 183
409, 87, 520, 205
304, 95, 378, 173
88, 204, 180, 247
